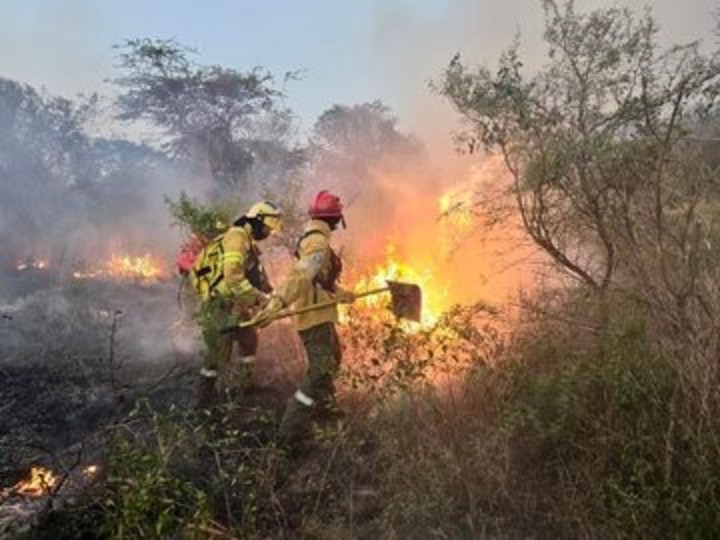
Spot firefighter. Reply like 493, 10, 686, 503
254, 190, 356, 449
193, 201, 282, 409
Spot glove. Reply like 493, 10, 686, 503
255, 290, 272, 308
252, 295, 286, 328
335, 289, 356, 304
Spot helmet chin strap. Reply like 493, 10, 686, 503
325, 216, 345, 231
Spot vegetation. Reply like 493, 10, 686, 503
44, 294, 720, 538
165, 192, 233, 240
114, 38, 304, 195
5, 1, 720, 538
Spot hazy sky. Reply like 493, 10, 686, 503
0, 0, 716, 145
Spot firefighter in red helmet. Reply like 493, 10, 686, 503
255, 190, 355, 450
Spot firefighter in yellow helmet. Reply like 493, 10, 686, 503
193, 201, 282, 409
254, 191, 355, 450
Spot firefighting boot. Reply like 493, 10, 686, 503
192, 369, 219, 410
220, 356, 256, 402
312, 396, 345, 434
277, 390, 315, 456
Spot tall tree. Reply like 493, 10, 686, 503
113, 38, 302, 193
439, 0, 720, 463
309, 101, 422, 190
439, 0, 719, 293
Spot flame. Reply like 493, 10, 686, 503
351, 244, 449, 327
346, 187, 480, 327
8, 466, 58, 497
14, 252, 168, 282
83, 464, 100, 478
341, 154, 535, 324
72, 270, 103, 280
106, 253, 165, 281
73, 253, 168, 283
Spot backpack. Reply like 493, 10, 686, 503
176, 235, 206, 275
191, 231, 231, 301
190, 228, 272, 301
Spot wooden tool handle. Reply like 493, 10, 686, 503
285, 286, 389, 317
236, 286, 390, 329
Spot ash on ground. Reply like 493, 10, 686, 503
0, 268, 303, 490
0, 269, 191, 482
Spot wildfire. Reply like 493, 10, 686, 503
73, 253, 168, 283
107, 253, 166, 281
5, 466, 57, 498
346, 187, 482, 327
83, 464, 100, 478
13, 252, 168, 283
351, 245, 449, 327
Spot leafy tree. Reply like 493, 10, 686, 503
309, 101, 422, 191
165, 192, 232, 240
0, 78, 167, 267
439, 0, 719, 293
0, 78, 97, 189
113, 38, 302, 193
439, 0, 720, 492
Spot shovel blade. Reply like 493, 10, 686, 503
387, 280, 422, 322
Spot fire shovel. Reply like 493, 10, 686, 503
222, 280, 422, 332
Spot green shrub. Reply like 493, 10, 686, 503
491, 303, 720, 537
101, 404, 212, 539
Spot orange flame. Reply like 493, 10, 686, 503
73, 253, 168, 283
106, 253, 166, 281
9, 466, 58, 497
345, 186, 481, 327
83, 464, 100, 478
350, 244, 449, 328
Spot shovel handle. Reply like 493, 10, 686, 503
230, 286, 390, 330
282, 286, 389, 318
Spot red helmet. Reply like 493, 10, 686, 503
309, 190, 343, 218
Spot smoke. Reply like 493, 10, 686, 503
0, 73, 532, 376
302, 101, 536, 308
368, 0, 546, 161
0, 77, 214, 367
0, 79, 205, 271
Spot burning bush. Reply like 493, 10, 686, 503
340, 302, 502, 398
2, 1, 719, 538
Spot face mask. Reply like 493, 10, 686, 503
250, 220, 271, 241
327, 216, 344, 231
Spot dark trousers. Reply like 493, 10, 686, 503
198, 296, 258, 389
278, 322, 342, 446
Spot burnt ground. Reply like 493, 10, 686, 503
0, 270, 391, 538
0, 268, 303, 490
0, 268, 385, 539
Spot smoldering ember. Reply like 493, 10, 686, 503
1, 1, 719, 538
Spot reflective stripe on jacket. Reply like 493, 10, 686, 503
276, 219, 350, 332
214, 225, 263, 307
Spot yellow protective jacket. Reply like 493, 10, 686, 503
275, 219, 350, 332
213, 224, 267, 308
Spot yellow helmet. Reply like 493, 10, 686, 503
245, 201, 282, 233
